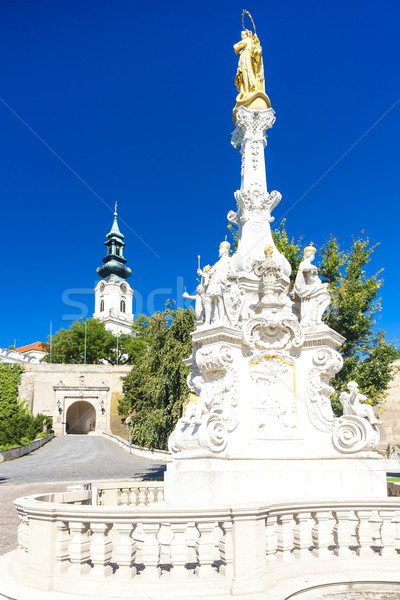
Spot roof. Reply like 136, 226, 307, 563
15, 342, 46, 353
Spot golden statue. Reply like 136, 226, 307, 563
234, 29, 264, 95
233, 11, 271, 120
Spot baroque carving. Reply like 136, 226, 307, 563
244, 317, 303, 352
250, 355, 298, 439
231, 107, 276, 150
332, 415, 380, 454
307, 348, 343, 433
339, 381, 379, 425
169, 343, 239, 456
307, 351, 380, 453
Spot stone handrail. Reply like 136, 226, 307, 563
94, 480, 165, 505
10, 490, 400, 599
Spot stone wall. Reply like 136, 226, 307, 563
378, 359, 400, 450
19, 364, 131, 437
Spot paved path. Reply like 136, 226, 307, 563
0, 435, 166, 555
0, 434, 166, 485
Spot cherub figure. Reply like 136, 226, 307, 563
339, 381, 379, 426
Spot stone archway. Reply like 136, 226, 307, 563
66, 401, 96, 434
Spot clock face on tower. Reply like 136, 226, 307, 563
121, 283, 128, 293
99, 282, 105, 293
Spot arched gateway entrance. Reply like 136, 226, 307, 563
66, 401, 96, 434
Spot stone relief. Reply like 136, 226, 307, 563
307, 348, 343, 433
307, 350, 380, 452
250, 355, 297, 439
332, 413, 380, 454
169, 343, 239, 455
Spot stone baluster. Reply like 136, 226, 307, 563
293, 512, 312, 560
379, 510, 397, 558
311, 511, 332, 558
68, 521, 91, 575
355, 510, 374, 557
119, 488, 129, 505
195, 522, 218, 578
332, 510, 353, 557
128, 487, 139, 506
185, 521, 199, 564
147, 487, 156, 504
138, 487, 147, 506
265, 515, 278, 563
114, 522, 137, 579
170, 523, 189, 579
90, 522, 113, 577
393, 510, 400, 547
276, 513, 294, 562
54, 520, 71, 573
157, 487, 164, 502
212, 523, 224, 561
219, 520, 233, 577
140, 523, 161, 580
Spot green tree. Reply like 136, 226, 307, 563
43, 318, 130, 365
118, 305, 195, 450
0, 364, 52, 449
318, 234, 400, 412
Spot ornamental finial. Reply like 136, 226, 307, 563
114, 201, 118, 215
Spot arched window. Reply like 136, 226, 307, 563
116, 247, 120, 256
100, 299, 105, 312
120, 299, 126, 313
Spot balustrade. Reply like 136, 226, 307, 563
11, 491, 400, 596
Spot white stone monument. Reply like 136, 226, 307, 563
165, 25, 385, 507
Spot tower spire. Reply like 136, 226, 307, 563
96, 207, 131, 282
94, 205, 134, 335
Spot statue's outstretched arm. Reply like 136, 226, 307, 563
234, 40, 246, 54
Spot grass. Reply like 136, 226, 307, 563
387, 477, 400, 482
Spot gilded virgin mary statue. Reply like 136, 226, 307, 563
234, 29, 264, 96
233, 12, 271, 117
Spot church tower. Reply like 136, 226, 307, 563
93, 204, 134, 335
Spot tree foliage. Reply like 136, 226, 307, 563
42, 318, 138, 365
0, 364, 52, 450
118, 305, 195, 450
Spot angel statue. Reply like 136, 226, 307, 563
183, 263, 211, 325
234, 21, 265, 96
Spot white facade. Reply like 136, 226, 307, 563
93, 279, 134, 335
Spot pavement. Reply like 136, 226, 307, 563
0, 434, 166, 556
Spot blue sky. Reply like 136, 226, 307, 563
1, 0, 399, 347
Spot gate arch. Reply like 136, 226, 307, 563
66, 401, 96, 434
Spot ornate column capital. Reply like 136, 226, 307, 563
231, 106, 276, 150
